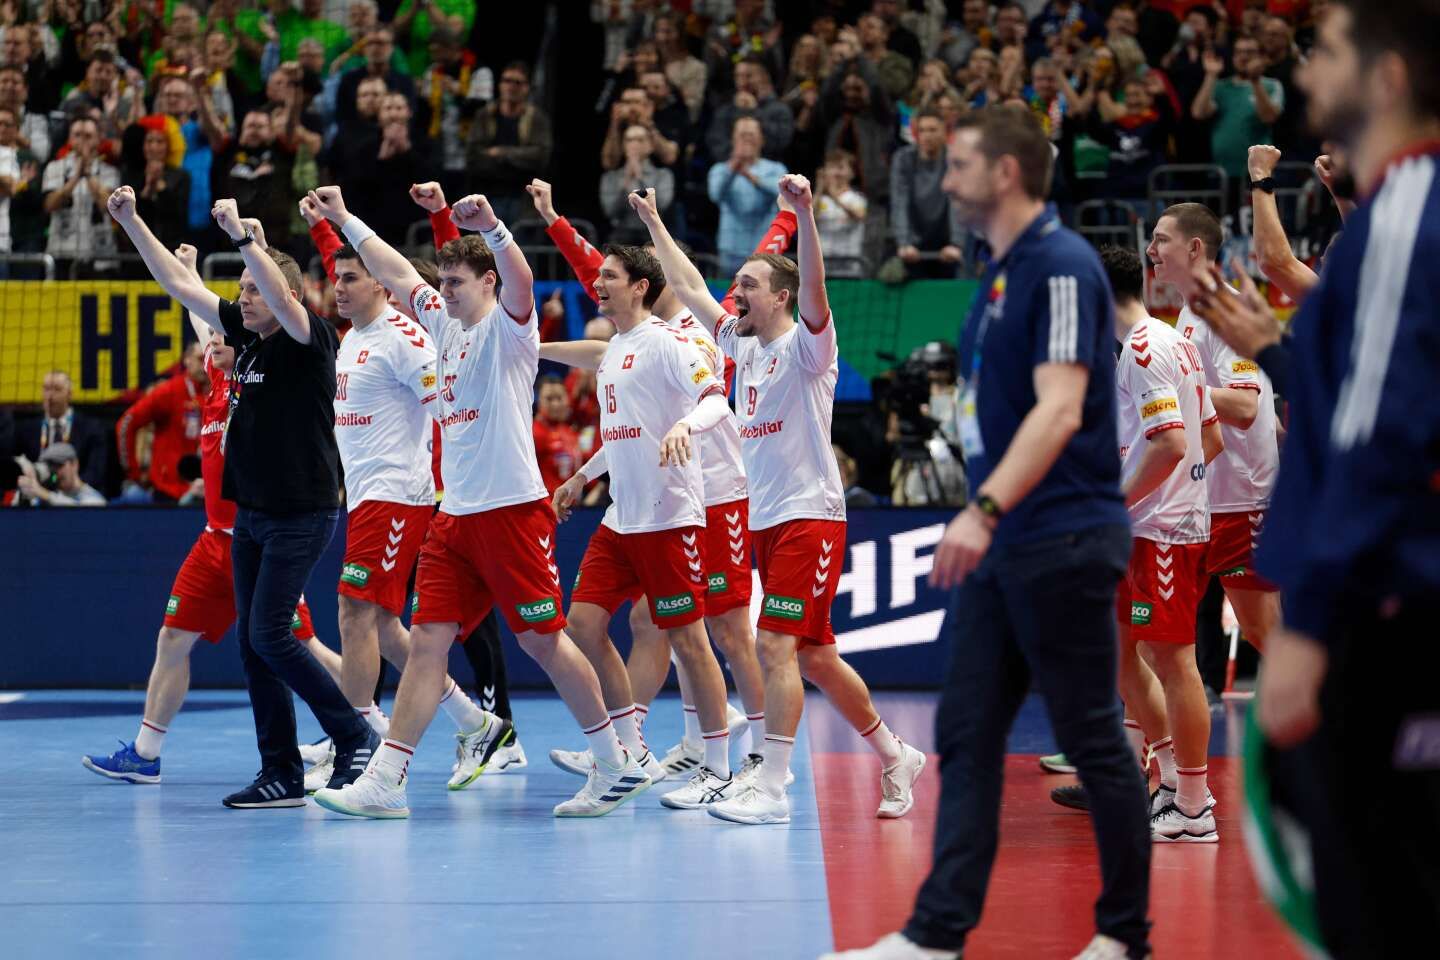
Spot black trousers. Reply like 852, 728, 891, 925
460, 611, 512, 722
232, 507, 370, 779
904, 524, 1152, 957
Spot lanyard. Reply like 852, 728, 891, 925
42, 410, 74, 449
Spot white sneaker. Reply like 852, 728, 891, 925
303, 748, 335, 795
299, 738, 333, 767
818, 931, 959, 959
480, 739, 528, 774
735, 752, 795, 787
448, 716, 515, 791
1151, 803, 1219, 842
708, 782, 791, 824
659, 766, 737, 809
553, 754, 652, 817
660, 738, 703, 776
877, 743, 927, 819
312, 768, 409, 819
1151, 784, 1215, 817
726, 701, 748, 738
549, 747, 592, 777
1072, 934, 1149, 960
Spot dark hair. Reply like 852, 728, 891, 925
89, 47, 117, 65
1099, 245, 1144, 305
502, 60, 530, 80
1187, 4, 1220, 27
1335, 0, 1440, 119
1160, 202, 1222, 261
267, 248, 305, 296
603, 243, 666, 309
333, 244, 371, 275
437, 235, 499, 286
537, 373, 567, 390
965, 105, 1055, 200
738, 54, 773, 84
409, 257, 438, 289
913, 108, 945, 126
742, 253, 800, 308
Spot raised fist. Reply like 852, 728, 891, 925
210, 198, 243, 240
1247, 144, 1281, 181
525, 178, 558, 225
106, 185, 136, 222
450, 194, 497, 232
778, 174, 813, 211
409, 181, 447, 214
306, 185, 349, 224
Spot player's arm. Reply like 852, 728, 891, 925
171, 242, 215, 343
1247, 146, 1319, 302
1200, 386, 1223, 464
409, 182, 460, 250
107, 186, 222, 327
1124, 423, 1186, 507
308, 185, 426, 310
659, 338, 730, 466
299, 195, 342, 284
212, 198, 311, 343
629, 187, 726, 329
115, 383, 167, 483
1209, 385, 1259, 429
719, 196, 798, 314
552, 445, 608, 523
450, 193, 533, 322
527, 178, 604, 304
782, 173, 829, 332
538, 340, 607, 370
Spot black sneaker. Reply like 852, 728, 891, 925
1050, 783, 1091, 811
327, 727, 382, 790
222, 770, 306, 808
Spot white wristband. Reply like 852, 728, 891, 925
479, 219, 513, 253
341, 216, 376, 249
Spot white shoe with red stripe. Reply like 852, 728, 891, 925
313, 769, 410, 819
877, 743, 926, 819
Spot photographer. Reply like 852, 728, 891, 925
14, 443, 106, 507
879, 341, 966, 507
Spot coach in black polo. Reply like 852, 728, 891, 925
210, 198, 378, 809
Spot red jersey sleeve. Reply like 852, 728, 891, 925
115, 376, 175, 480
430, 207, 460, 250
546, 216, 604, 304
719, 210, 797, 314
309, 220, 343, 284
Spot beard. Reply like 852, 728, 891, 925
1307, 89, 1368, 145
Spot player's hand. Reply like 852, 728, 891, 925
552, 473, 585, 523
1314, 153, 1339, 192
928, 504, 995, 589
173, 243, 199, 274
450, 193, 497, 231
211, 198, 244, 240
240, 217, 268, 250
525, 178, 558, 225
106, 185, 136, 223
1247, 144, 1281, 181
776, 185, 795, 214
409, 181, 447, 214
1257, 628, 1328, 748
658, 422, 693, 467
627, 186, 661, 226
307, 185, 350, 226
297, 194, 323, 227
778, 174, 813, 211
1189, 260, 1280, 359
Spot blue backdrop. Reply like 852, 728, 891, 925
0, 508, 956, 689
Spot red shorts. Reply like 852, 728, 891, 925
753, 519, 846, 647
703, 500, 752, 616
572, 523, 707, 629
413, 500, 567, 637
1206, 510, 1279, 591
338, 500, 434, 616
164, 528, 315, 643
1116, 538, 1208, 645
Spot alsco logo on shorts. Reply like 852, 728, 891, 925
1131, 602, 1153, 625
411, 594, 420, 614
654, 593, 696, 616
763, 594, 805, 620
1219, 566, 1248, 578
166, 595, 180, 616
707, 573, 729, 594
516, 597, 559, 623
291, 611, 302, 631
341, 563, 371, 587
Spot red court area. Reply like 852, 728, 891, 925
811, 752, 1303, 958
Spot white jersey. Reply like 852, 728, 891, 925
408, 285, 547, 515
667, 308, 747, 507
714, 312, 846, 531
1116, 317, 1214, 544
334, 310, 438, 510
1178, 305, 1279, 513
595, 318, 727, 534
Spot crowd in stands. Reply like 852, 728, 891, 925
0, 0, 1341, 509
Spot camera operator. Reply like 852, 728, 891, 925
877, 341, 966, 506
14, 443, 106, 507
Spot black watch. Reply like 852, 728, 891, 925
233, 230, 256, 248
973, 494, 1004, 521
1249, 176, 1276, 194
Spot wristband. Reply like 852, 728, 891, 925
973, 494, 1004, 521
1249, 177, 1276, 194
341, 216, 376, 249
233, 230, 256, 249
479, 219, 513, 253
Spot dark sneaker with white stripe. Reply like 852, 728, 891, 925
1050, 784, 1091, 811
327, 728, 382, 791
222, 770, 306, 808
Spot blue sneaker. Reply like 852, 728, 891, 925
82, 741, 161, 784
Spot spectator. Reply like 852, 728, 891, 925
392, 0, 476, 76
706, 116, 786, 274
417, 28, 492, 199
58, 17, 117, 89
814, 148, 868, 277
938, 0, 995, 73
533, 374, 581, 496
782, 34, 829, 100
890, 109, 964, 278
261, 61, 323, 155
1025, 57, 1074, 144
702, 0, 783, 102
652, 11, 707, 122
935, 89, 967, 133
15, 442, 106, 507
1094, 75, 1175, 206
821, 59, 896, 207
145, 2, 203, 77
355, 92, 430, 244
0, 106, 21, 254
638, 69, 691, 167
1026, 0, 1104, 61
466, 61, 552, 222
42, 116, 119, 267
600, 125, 673, 244
336, 29, 416, 133
907, 59, 962, 124
115, 342, 207, 503
705, 56, 792, 163
591, 0, 638, 72
23, 370, 109, 493
1105, 2, 1140, 44
1, 20, 57, 113
200, 30, 243, 136
120, 121, 192, 252
992, 1, 1030, 50
1261, 15, 1314, 158
151, 74, 215, 244
1192, 36, 1283, 183
857, 13, 914, 103
1162, 4, 1222, 162
602, 85, 681, 172
60, 49, 142, 142
959, 47, 1003, 107
567, 315, 614, 444
270, 0, 350, 68
0, 66, 49, 162
210, 110, 298, 250
834, 445, 878, 508
869, 0, 924, 68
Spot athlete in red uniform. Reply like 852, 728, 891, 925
115, 343, 206, 501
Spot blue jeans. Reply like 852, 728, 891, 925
232, 507, 368, 778
904, 524, 1151, 957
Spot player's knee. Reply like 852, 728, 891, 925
627, 601, 656, 637
566, 605, 609, 648
516, 628, 559, 665
666, 623, 710, 661
796, 644, 832, 682
755, 631, 796, 672
156, 626, 198, 660
407, 623, 452, 659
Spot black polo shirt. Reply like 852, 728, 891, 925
219, 299, 341, 514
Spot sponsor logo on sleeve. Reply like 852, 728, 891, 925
691, 366, 712, 385
340, 563, 371, 587
515, 597, 559, 623
1231, 360, 1259, 375
763, 594, 806, 621
707, 572, 729, 594
1140, 397, 1178, 418
166, 594, 180, 616
1130, 602, 1153, 626
654, 593, 697, 617
421, 372, 437, 389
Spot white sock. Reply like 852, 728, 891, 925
610, 705, 647, 759
373, 738, 414, 786
634, 702, 649, 740
583, 717, 626, 768
135, 719, 167, 760
359, 703, 390, 737
1176, 764, 1210, 816
439, 678, 491, 733
745, 712, 765, 755
860, 717, 904, 767
1123, 718, 1147, 769
702, 728, 731, 778
759, 734, 794, 796
1152, 737, 1177, 789
682, 703, 700, 744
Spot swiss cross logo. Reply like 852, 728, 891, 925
622, 354, 635, 370
356, 350, 369, 364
